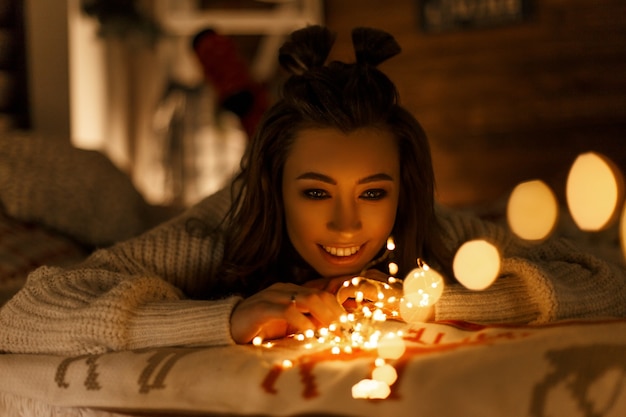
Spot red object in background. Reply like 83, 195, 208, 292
192, 29, 269, 140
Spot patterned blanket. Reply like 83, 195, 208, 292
2, 319, 625, 416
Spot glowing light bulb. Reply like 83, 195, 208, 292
399, 261, 444, 323
403, 262, 444, 307
252, 336, 263, 346
372, 363, 398, 386
352, 379, 391, 399
453, 239, 500, 290
387, 237, 396, 251
507, 179, 558, 241
373, 309, 387, 322
388, 262, 399, 276
566, 152, 623, 231
399, 300, 431, 324
377, 333, 406, 360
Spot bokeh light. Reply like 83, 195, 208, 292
619, 204, 626, 259
400, 262, 444, 324
566, 152, 623, 231
372, 363, 398, 386
453, 240, 501, 290
507, 179, 558, 241
377, 332, 406, 360
352, 379, 391, 399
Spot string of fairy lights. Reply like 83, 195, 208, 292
252, 150, 626, 400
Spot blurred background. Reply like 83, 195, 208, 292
4, 0, 626, 208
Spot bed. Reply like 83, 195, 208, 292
1, 132, 625, 417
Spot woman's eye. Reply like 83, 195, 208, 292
360, 189, 387, 200
303, 189, 329, 200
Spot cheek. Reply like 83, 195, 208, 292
284, 200, 321, 244
363, 200, 398, 238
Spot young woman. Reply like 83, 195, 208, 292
1, 26, 624, 355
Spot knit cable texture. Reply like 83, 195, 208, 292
1, 192, 625, 355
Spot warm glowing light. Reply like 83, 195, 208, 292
352, 379, 391, 399
619, 204, 626, 259
372, 363, 398, 386
377, 333, 406, 360
507, 180, 558, 241
252, 336, 263, 346
453, 240, 501, 290
388, 262, 399, 276
372, 309, 387, 322
399, 261, 444, 323
403, 263, 444, 307
254, 235, 449, 402
566, 152, 623, 231
399, 301, 431, 324
386, 237, 396, 251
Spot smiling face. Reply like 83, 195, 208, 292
282, 127, 400, 278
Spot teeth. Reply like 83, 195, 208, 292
323, 245, 360, 257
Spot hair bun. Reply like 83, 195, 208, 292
352, 27, 401, 67
278, 25, 336, 75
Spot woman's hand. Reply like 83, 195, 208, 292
230, 282, 346, 344
305, 269, 396, 303
304, 270, 434, 321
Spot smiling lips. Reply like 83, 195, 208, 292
322, 245, 361, 257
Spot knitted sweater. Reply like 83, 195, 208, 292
1, 189, 625, 356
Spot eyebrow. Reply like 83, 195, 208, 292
295, 172, 394, 185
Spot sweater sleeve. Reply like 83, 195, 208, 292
0, 188, 242, 355
433, 206, 626, 324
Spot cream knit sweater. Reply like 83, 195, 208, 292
1, 189, 625, 356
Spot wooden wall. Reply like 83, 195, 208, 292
323, 0, 626, 206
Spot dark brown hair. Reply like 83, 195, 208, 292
217, 26, 449, 295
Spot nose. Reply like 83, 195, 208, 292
327, 197, 362, 233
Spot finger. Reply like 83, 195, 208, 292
241, 299, 316, 341
361, 269, 391, 283
292, 290, 345, 326
282, 305, 317, 335
323, 276, 352, 294
335, 279, 381, 304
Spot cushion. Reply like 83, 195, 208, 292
0, 131, 153, 247
0, 208, 87, 305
